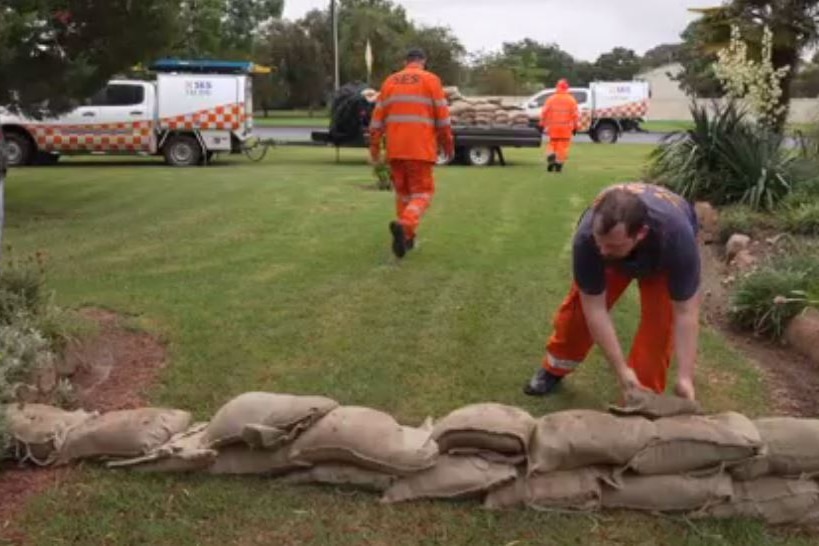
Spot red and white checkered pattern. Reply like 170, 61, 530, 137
160, 103, 246, 131
578, 100, 650, 132
26, 121, 154, 152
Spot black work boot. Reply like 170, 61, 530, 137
523, 367, 564, 396
547, 154, 556, 172
389, 221, 407, 258
406, 238, 415, 252
555, 163, 564, 173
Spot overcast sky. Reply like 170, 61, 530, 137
283, 0, 702, 61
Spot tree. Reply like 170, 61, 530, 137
221, 0, 284, 58
408, 26, 465, 86
263, 20, 327, 110
672, 18, 726, 98
692, 0, 819, 131
294, 0, 466, 97
593, 47, 641, 81
0, 0, 179, 117
641, 44, 684, 70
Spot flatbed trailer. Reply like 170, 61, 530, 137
311, 124, 543, 167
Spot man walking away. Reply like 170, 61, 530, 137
540, 79, 579, 173
370, 48, 455, 258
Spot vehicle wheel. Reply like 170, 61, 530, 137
465, 146, 494, 167
589, 130, 600, 143
593, 121, 619, 144
164, 135, 203, 167
4, 132, 34, 166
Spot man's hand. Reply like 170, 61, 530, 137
618, 367, 651, 395
675, 378, 696, 401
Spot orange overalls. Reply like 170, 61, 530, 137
540, 90, 579, 164
540, 183, 701, 393
369, 63, 454, 241
542, 270, 674, 393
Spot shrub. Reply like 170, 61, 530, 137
729, 253, 819, 339
649, 101, 800, 211
717, 205, 778, 244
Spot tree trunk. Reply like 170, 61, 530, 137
771, 44, 801, 132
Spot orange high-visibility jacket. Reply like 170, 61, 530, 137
540, 90, 580, 139
369, 63, 454, 163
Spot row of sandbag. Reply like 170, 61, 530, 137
4, 392, 819, 525
443, 86, 531, 128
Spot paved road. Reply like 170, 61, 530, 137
253, 126, 669, 146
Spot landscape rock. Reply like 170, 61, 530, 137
726, 234, 752, 261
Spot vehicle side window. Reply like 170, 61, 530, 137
571, 91, 588, 104
90, 84, 145, 107
535, 93, 553, 107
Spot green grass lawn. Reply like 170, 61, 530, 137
255, 110, 330, 127
4, 145, 809, 545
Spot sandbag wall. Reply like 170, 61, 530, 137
4, 390, 819, 527
443, 87, 531, 128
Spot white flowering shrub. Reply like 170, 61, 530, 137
714, 25, 790, 128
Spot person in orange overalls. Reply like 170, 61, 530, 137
524, 183, 702, 401
540, 79, 579, 173
370, 48, 455, 258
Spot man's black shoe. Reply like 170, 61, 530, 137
555, 163, 564, 173
523, 367, 564, 396
406, 238, 415, 251
389, 221, 407, 258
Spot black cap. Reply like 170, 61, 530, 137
406, 48, 426, 62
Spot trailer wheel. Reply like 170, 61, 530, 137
164, 135, 203, 167
4, 132, 34, 166
592, 121, 619, 144
466, 146, 494, 167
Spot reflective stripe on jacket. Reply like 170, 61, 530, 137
370, 63, 453, 162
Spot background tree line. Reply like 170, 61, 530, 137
2, 0, 819, 117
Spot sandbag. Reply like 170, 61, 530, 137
289, 406, 438, 475
702, 477, 819, 525
381, 455, 516, 504
432, 403, 534, 457
3, 403, 96, 465
527, 468, 609, 512
57, 408, 192, 463
528, 410, 656, 474
447, 448, 525, 465
202, 392, 338, 448
609, 389, 703, 419
208, 445, 309, 476
483, 474, 527, 510
628, 412, 762, 475
731, 418, 819, 480
602, 473, 733, 512
106, 423, 216, 473
282, 464, 396, 492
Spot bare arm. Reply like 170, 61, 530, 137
673, 294, 700, 400
579, 291, 643, 391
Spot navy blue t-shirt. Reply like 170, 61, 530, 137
573, 183, 700, 302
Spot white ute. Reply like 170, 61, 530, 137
522, 81, 651, 144
0, 59, 265, 167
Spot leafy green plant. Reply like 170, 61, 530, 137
650, 101, 800, 211
782, 202, 819, 236
717, 205, 777, 244
729, 254, 819, 339
373, 164, 392, 191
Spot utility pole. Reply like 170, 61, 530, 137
331, 0, 340, 90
